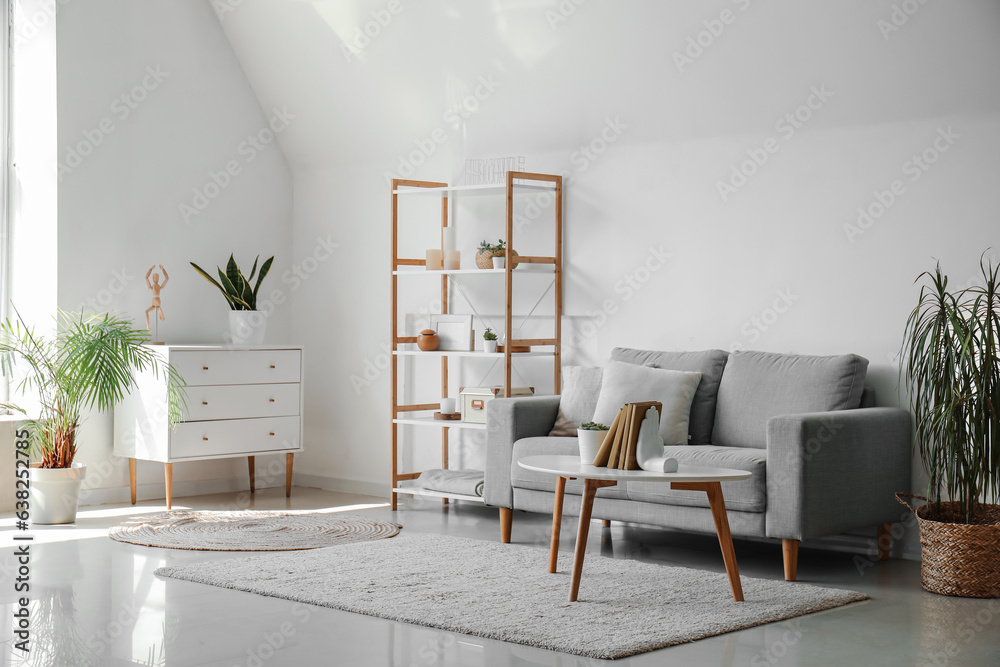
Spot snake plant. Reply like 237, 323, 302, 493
190, 254, 274, 311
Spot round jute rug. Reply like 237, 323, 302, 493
109, 511, 401, 551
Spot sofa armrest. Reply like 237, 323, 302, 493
765, 407, 912, 540
483, 395, 562, 508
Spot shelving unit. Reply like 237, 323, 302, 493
390, 171, 563, 509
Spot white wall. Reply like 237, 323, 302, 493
213, 1, 1000, 504
50, 0, 294, 500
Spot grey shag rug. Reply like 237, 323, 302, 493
110, 510, 401, 551
155, 532, 868, 658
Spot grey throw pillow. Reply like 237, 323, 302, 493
548, 366, 604, 436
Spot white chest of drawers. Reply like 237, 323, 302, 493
113, 344, 304, 508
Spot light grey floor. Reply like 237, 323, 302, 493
2, 486, 999, 666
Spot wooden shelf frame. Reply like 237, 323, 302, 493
389, 172, 563, 509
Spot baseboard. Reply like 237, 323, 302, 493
293, 472, 387, 499
76, 475, 286, 508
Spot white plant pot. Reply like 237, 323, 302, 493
484, 340, 498, 354
492, 257, 505, 269
230, 310, 267, 345
577, 429, 608, 465
29, 463, 87, 525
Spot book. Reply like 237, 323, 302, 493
592, 401, 665, 470
592, 408, 624, 467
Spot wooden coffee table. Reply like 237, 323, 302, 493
517, 454, 752, 602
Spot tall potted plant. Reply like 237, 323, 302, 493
1, 311, 186, 524
190, 253, 274, 345
899, 255, 1000, 598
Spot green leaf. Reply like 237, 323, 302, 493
253, 256, 274, 300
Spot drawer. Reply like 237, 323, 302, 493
170, 416, 300, 459
181, 383, 300, 422
171, 349, 301, 386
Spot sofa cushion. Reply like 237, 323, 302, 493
511, 437, 629, 500
625, 446, 767, 512
592, 360, 702, 445
611, 348, 729, 444
548, 366, 604, 436
713, 351, 869, 448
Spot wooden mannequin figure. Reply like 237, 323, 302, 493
145, 265, 169, 343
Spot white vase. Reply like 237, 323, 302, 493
492, 256, 505, 269
229, 311, 267, 345
484, 339, 498, 354
577, 429, 607, 465
29, 463, 87, 525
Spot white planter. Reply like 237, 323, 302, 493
230, 311, 267, 345
29, 463, 87, 525
492, 256, 505, 269
484, 340, 498, 354
577, 429, 608, 464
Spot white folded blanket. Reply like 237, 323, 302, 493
415, 469, 484, 497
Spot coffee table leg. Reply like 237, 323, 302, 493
549, 476, 569, 573
673, 481, 744, 602
570, 479, 617, 602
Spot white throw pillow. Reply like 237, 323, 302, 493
592, 360, 702, 445
549, 366, 604, 436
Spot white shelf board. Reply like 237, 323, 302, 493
393, 486, 485, 503
393, 350, 554, 358
393, 267, 554, 276
393, 182, 555, 196
393, 417, 485, 430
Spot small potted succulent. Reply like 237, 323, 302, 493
190, 254, 274, 345
482, 327, 498, 354
578, 422, 610, 464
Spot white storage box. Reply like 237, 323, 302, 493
460, 386, 534, 424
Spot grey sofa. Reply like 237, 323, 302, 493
483, 348, 912, 580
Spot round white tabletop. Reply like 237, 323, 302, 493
517, 454, 752, 483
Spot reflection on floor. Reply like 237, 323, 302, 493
2, 486, 999, 666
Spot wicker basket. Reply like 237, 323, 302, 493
896, 493, 1000, 598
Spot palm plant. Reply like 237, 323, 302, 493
190, 253, 274, 311
900, 256, 1000, 523
0, 310, 186, 468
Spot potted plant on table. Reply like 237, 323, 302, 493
898, 255, 1000, 598
1, 311, 186, 524
482, 327, 498, 354
577, 422, 610, 464
190, 253, 274, 345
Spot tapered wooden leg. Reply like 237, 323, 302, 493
673, 481, 744, 601
549, 476, 568, 573
164, 463, 173, 510
877, 523, 892, 560
783, 539, 799, 582
499, 507, 512, 543
248, 456, 256, 494
570, 479, 617, 602
128, 458, 137, 505
285, 453, 293, 497
602, 519, 611, 527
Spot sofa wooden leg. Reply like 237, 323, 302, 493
877, 523, 892, 560
602, 519, 611, 527
782, 539, 799, 581
500, 507, 512, 543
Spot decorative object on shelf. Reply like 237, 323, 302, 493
440, 397, 456, 413
898, 255, 1000, 598
577, 422, 609, 463
444, 250, 461, 270
482, 327, 498, 354
190, 253, 274, 345
476, 239, 517, 270
442, 226, 456, 252
433, 411, 461, 420
144, 264, 169, 344
492, 256, 505, 269
593, 401, 664, 470
428, 314, 473, 350
0, 310, 186, 524
417, 329, 439, 351
460, 386, 534, 424
425, 249, 442, 270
